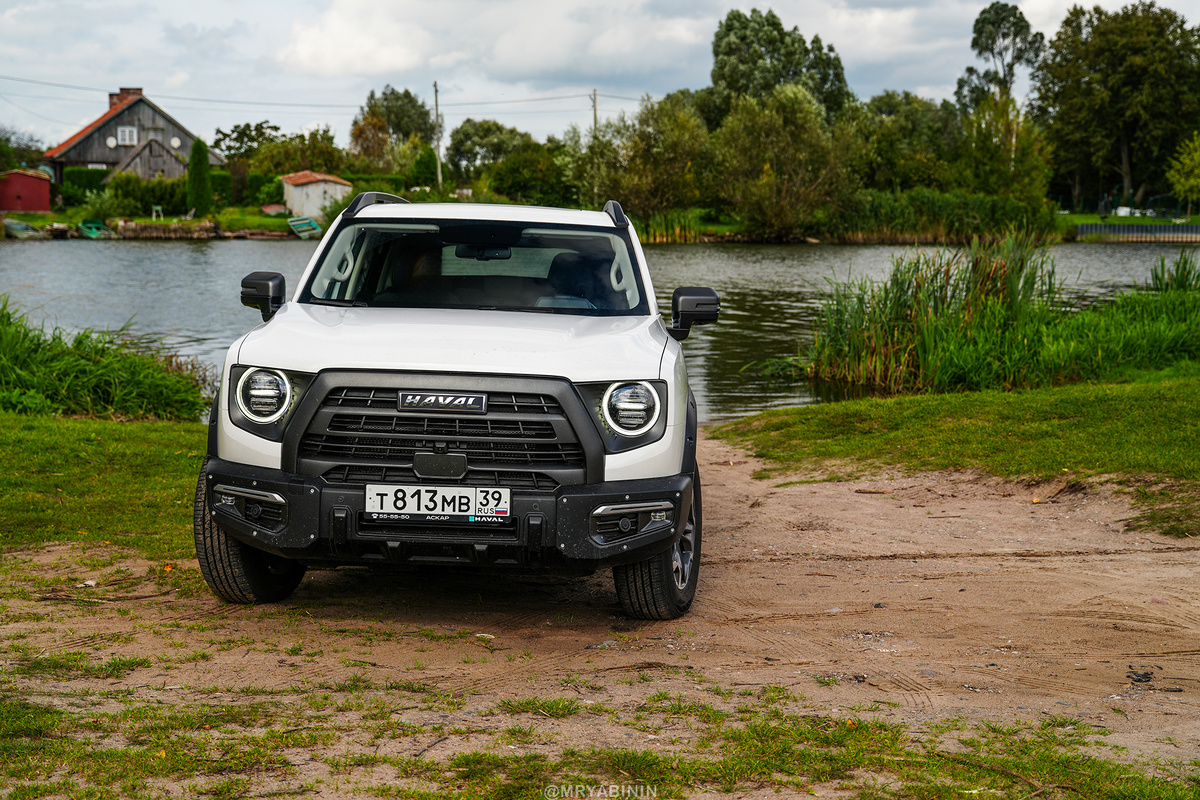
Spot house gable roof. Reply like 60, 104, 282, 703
44, 95, 227, 165
44, 93, 141, 159
101, 138, 187, 183
280, 170, 352, 187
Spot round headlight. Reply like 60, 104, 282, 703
236, 368, 292, 424
602, 381, 660, 437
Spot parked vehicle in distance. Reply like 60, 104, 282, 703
194, 195, 719, 619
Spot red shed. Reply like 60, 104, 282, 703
0, 169, 51, 212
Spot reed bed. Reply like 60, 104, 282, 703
632, 209, 702, 244
0, 296, 213, 420
803, 240, 1200, 393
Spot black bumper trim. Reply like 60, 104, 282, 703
204, 456, 691, 572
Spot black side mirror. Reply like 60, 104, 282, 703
241, 271, 286, 321
669, 286, 720, 341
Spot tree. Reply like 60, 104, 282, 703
0, 124, 45, 169
602, 95, 709, 217
970, 2, 1044, 100
710, 83, 864, 237
445, 119, 533, 181
491, 142, 573, 207
1166, 131, 1200, 217
349, 107, 391, 165
364, 86, 436, 144
186, 139, 212, 216
865, 91, 961, 191
1033, 2, 1200, 205
709, 8, 852, 122
953, 94, 1050, 205
212, 121, 281, 160
249, 127, 343, 176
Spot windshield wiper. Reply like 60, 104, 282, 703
475, 305, 556, 313
308, 299, 367, 307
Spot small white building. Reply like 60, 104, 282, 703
280, 170, 352, 220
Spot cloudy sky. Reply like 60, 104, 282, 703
1, 0, 1192, 153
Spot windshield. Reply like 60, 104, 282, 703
299, 219, 649, 316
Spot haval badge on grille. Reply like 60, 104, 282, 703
400, 392, 487, 413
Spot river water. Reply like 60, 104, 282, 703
0, 238, 1189, 421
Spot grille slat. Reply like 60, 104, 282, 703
298, 384, 586, 491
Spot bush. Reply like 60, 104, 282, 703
80, 189, 138, 221
244, 172, 268, 205
256, 178, 284, 206
340, 173, 407, 193
62, 166, 110, 193
834, 188, 1058, 242
0, 296, 211, 420
210, 170, 231, 208
106, 173, 187, 216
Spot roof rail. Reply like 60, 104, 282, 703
344, 191, 410, 218
603, 199, 629, 227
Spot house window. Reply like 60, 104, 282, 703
147, 128, 164, 142
87, 163, 107, 169
117, 126, 138, 146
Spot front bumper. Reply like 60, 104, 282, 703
203, 456, 692, 573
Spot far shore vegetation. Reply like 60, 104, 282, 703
6, 3, 1200, 244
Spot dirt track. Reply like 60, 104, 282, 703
5, 431, 1200, 778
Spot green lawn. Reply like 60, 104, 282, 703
715, 363, 1200, 536
0, 413, 206, 560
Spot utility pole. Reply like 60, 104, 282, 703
591, 89, 598, 207
434, 81, 443, 192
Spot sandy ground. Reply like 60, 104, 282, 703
4, 431, 1200, 791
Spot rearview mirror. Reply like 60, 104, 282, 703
241, 271, 286, 322
669, 286, 720, 341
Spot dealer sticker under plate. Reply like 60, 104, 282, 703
365, 484, 510, 523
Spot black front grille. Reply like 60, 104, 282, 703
328, 414, 555, 439
301, 435, 581, 465
296, 381, 588, 491
324, 387, 563, 415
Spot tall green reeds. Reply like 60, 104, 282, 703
808, 234, 1060, 392
631, 209, 702, 244
804, 240, 1200, 393
832, 188, 1058, 243
0, 296, 212, 420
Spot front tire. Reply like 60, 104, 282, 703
613, 469, 702, 620
193, 458, 306, 604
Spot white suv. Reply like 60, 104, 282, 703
194, 195, 719, 619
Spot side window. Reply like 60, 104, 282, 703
117, 126, 138, 146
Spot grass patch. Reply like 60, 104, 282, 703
0, 295, 212, 420
492, 697, 582, 719
0, 412, 206, 559
214, 206, 292, 233
717, 364, 1200, 535
11, 650, 151, 679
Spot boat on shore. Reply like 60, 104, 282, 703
3, 218, 45, 239
78, 218, 118, 239
288, 216, 322, 239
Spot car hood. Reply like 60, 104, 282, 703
234, 303, 669, 382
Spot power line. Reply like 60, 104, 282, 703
0, 72, 650, 113
0, 94, 78, 125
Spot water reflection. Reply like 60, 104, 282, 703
0, 238, 1191, 422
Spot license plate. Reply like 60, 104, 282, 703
365, 484, 510, 523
